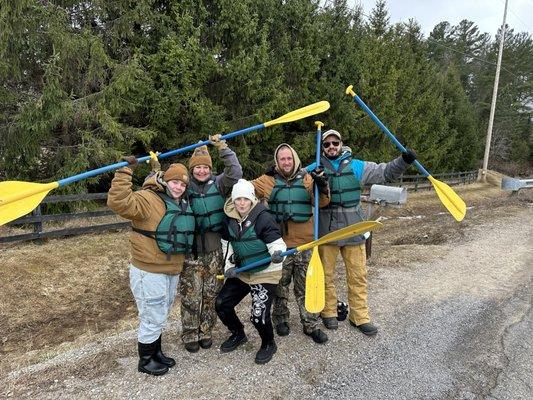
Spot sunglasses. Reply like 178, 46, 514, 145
322, 141, 340, 148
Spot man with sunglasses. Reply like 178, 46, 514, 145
306, 129, 416, 336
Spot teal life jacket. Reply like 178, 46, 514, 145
268, 172, 312, 223
322, 156, 361, 208
133, 191, 195, 255
187, 177, 225, 233
228, 207, 271, 273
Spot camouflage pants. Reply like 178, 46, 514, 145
272, 250, 319, 333
180, 249, 223, 343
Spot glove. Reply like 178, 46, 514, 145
209, 134, 228, 150
265, 165, 277, 177
401, 148, 417, 164
336, 301, 348, 321
270, 250, 284, 264
120, 155, 138, 169
310, 167, 328, 193
224, 267, 239, 279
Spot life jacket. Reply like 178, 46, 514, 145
227, 207, 271, 273
133, 191, 195, 255
322, 156, 361, 208
268, 172, 312, 223
187, 177, 225, 232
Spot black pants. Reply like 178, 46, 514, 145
215, 278, 277, 344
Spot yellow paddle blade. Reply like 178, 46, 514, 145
0, 181, 59, 226
263, 101, 330, 128
428, 175, 466, 222
305, 247, 325, 313
297, 220, 382, 252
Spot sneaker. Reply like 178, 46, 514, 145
275, 322, 290, 336
349, 320, 378, 336
184, 341, 200, 353
254, 341, 277, 365
199, 338, 213, 349
322, 317, 339, 330
304, 329, 328, 344
220, 331, 248, 353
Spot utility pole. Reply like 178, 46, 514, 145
480, 0, 508, 181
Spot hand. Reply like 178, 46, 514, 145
310, 167, 328, 193
265, 165, 277, 177
120, 155, 138, 168
224, 267, 239, 279
270, 250, 284, 264
148, 157, 161, 172
401, 148, 417, 164
209, 134, 228, 150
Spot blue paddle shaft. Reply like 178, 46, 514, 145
352, 94, 429, 177
232, 248, 298, 274
58, 123, 265, 186
314, 127, 321, 240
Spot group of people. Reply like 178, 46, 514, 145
107, 128, 416, 375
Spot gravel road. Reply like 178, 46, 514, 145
3, 204, 532, 400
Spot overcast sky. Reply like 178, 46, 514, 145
353, 0, 532, 37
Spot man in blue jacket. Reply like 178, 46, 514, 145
306, 129, 416, 335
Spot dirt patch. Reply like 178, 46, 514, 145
0, 232, 136, 374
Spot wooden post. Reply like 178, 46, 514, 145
32, 205, 44, 244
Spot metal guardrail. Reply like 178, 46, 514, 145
501, 177, 533, 191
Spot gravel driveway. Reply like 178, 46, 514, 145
3, 203, 532, 400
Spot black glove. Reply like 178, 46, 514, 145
224, 267, 239, 279
120, 155, 138, 168
265, 165, 277, 177
401, 148, 417, 164
310, 167, 328, 193
270, 250, 284, 264
337, 301, 348, 321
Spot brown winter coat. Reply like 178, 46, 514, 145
251, 144, 330, 248
107, 168, 185, 275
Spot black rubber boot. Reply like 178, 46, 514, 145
220, 330, 248, 353
254, 340, 277, 365
154, 335, 176, 367
138, 341, 169, 376
275, 322, 290, 336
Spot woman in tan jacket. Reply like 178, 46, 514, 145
107, 158, 193, 376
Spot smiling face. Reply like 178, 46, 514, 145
234, 197, 253, 217
322, 135, 342, 158
276, 146, 294, 175
166, 179, 187, 200
192, 165, 211, 182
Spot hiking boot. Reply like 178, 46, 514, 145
322, 317, 338, 330
254, 341, 277, 365
275, 322, 290, 336
184, 341, 200, 353
350, 320, 378, 336
138, 341, 169, 376
199, 338, 213, 349
304, 329, 328, 344
220, 331, 248, 353
154, 335, 176, 367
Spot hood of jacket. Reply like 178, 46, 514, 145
274, 143, 303, 181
